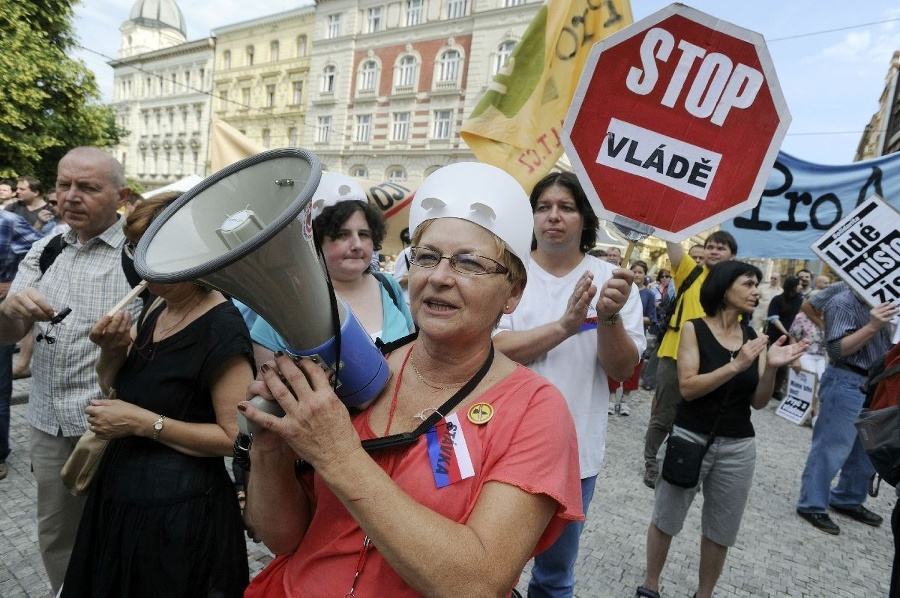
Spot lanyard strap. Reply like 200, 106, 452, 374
359, 344, 495, 453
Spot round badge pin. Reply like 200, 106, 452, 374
467, 402, 494, 425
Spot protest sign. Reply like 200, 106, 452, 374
811, 194, 900, 308
776, 368, 817, 425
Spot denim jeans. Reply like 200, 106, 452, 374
0, 343, 13, 461
797, 366, 874, 513
528, 475, 597, 598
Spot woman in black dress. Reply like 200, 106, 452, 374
62, 194, 255, 598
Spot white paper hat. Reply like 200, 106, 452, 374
409, 163, 531, 266
310, 172, 368, 219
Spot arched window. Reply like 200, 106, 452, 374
494, 41, 516, 75
246, 45, 255, 66
297, 35, 308, 57
387, 167, 407, 182
358, 60, 377, 92
222, 50, 231, 70
395, 55, 418, 89
438, 50, 460, 83
351, 165, 368, 178
322, 65, 337, 93
270, 40, 279, 62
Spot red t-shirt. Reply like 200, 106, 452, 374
246, 365, 583, 597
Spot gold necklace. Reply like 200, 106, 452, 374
409, 358, 462, 391
155, 297, 204, 341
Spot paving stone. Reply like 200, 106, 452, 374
0, 386, 892, 596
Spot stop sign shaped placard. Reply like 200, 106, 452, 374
561, 4, 790, 241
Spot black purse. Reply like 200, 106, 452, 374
661, 433, 713, 488
661, 344, 741, 489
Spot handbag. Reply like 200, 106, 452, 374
60, 389, 116, 496
661, 433, 713, 488
661, 336, 742, 488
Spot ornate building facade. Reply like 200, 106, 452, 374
305, 0, 539, 183
211, 8, 316, 152
109, 0, 214, 188
856, 51, 900, 161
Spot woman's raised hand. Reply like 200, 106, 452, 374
733, 335, 768, 370
89, 311, 133, 352
766, 335, 811, 368
240, 354, 362, 470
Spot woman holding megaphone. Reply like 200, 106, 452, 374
240, 163, 583, 597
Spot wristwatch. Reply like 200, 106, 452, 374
152, 415, 166, 442
597, 313, 621, 326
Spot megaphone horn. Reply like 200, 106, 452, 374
133, 148, 390, 432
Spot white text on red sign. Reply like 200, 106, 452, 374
597, 119, 721, 200
626, 27, 764, 127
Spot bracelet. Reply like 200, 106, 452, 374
597, 313, 621, 326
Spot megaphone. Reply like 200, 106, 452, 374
133, 148, 390, 433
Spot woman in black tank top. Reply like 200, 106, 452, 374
638, 261, 808, 598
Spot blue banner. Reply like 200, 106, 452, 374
721, 151, 900, 258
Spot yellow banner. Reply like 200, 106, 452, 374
460, 0, 632, 192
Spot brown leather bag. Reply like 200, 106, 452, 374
60, 390, 116, 496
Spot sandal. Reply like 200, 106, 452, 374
636, 587, 660, 598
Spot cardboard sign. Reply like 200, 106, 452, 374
776, 368, 817, 425
811, 194, 900, 308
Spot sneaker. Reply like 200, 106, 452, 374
0, 461, 7, 480
608, 402, 617, 415
830, 504, 883, 527
643, 469, 657, 489
797, 510, 840, 535
618, 402, 631, 416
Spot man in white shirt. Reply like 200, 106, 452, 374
494, 171, 645, 598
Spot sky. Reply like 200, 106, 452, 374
71, 0, 900, 166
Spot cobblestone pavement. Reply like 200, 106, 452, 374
1, 381, 892, 597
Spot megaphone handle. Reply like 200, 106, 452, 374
237, 395, 286, 436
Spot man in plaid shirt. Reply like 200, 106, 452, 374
0, 148, 141, 593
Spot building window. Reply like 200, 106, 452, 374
388, 167, 407, 182
288, 127, 298, 147
327, 14, 342, 38
266, 84, 276, 107
359, 60, 377, 92
317, 116, 332, 142
241, 88, 251, 107
504, 0, 525, 5
351, 165, 367, 178
391, 112, 410, 141
322, 65, 336, 93
297, 35, 308, 57
199, 68, 205, 85
396, 56, 417, 88
433, 110, 452, 139
367, 7, 383, 33
406, 0, 423, 26
438, 50, 460, 83
246, 45, 255, 66
447, 0, 467, 19
223, 51, 231, 69
270, 40, 279, 62
292, 81, 303, 105
355, 114, 372, 142
184, 71, 191, 88
262, 128, 271, 148
495, 41, 516, 75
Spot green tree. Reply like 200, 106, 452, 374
0, 0, 122, 185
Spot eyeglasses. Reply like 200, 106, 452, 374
409, 246, 508, 276
659, 274, 671, 278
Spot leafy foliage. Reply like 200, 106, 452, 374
0, 0, 122, 185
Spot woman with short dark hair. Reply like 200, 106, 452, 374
637, 261, 807, 598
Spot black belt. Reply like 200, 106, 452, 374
834, 360, 868, 377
